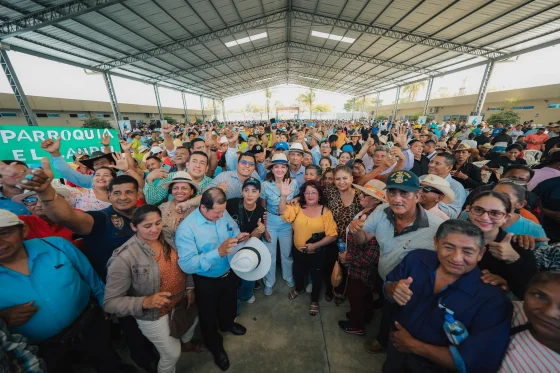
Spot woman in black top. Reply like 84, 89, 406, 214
485, 143, 527, 184
409, 139, 429, 177
225, 177, 266, 307
465, 191, 537, 298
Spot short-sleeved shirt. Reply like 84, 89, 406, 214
282, 204, 338, 250
325, 185, 362, 238
261, 180, 299, 215
19, 215, 74, 242
385, 250, 513, 373
0, 190, 31, 216
83, 206, 134, 281
363, 204, 443, 279
532, 176, 560, 242
226, 198, 265, 234
499, 301, 560, 372
525, 133, 549, 150
289, 165, 305, 188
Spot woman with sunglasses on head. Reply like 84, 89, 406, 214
465, 191, 537, 298
260, 153, 300, 296
281, 180, 338, 316
493, 180, 547, 244
104, 205, 204, 373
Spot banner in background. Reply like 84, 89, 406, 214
417, 116, 427, 125
467, 116, 483, 126
0, 126, 120, 165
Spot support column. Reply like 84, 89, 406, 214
373, 92, 380, 120
181, 92, 189, 124
361, 95, 366, 119
351, 97, 355, 121
200, 96, 205, 122
422, 78, 434, 116
222, 100, 227, 122
473, 61, 495, 116
0, 50, 38, 126
212, 99, 217, 121
103, 72, 122, 122
153, 84, 163, 120
392, 86, 401, 121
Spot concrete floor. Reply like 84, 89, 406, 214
171, 278, 386, 373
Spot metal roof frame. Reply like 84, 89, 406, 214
0, 0, 557, 101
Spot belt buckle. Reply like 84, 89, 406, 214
220, 270, 230, 278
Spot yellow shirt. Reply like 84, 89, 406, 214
282, 204, 338, 250
335, 133, 347, 150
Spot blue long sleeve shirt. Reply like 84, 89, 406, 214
51, 156, 93, 188
0, 237, 105, 344
176, 209, 240, 277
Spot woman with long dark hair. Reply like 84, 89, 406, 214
104, 205, 203, 373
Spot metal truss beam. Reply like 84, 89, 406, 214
150, 42, 288, 83
291, 11, 505, 59
422, 78, 434, 116
473, 61, 494, 116
0, 0, 125, 39
204, 60, 288, 86
153, 84, 163, 121
95, 10, 288, 71
0, 50, 37, 125
103, 71, 121, 121
289, 42, 440, 76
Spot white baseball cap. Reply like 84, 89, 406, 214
0, 210, 23, 228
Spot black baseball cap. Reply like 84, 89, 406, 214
249, 144, 265, 154
243, 177, 261, 191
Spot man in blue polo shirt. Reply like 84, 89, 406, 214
20, 159, 158, 372
0, 161, 31, 216
0, 210, 119, 372
382, 219, 512, 373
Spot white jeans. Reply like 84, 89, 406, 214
136, 314, 198, 373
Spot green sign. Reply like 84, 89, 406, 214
0, 126, 120, 166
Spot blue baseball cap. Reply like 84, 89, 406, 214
275, 142, 289, 151
341, 144, 354, 153
385, 171, 420, 192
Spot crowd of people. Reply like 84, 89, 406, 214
0, 117, 559, 373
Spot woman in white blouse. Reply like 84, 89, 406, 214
62, 166, 115, 211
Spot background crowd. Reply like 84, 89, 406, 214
0, 117, 559, 373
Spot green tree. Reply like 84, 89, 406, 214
375, 115, 389, 121
486, 98, 520, 126
402, 81, 426, 102
82, 118, 112, 129
344, 97, 383, 112
265, 88, 272, 120
408, 113, 423, 122
312, 103, 331, 112
296, 88, 316, 119
163, 116, 177, 125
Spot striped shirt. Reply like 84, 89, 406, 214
499, 301, 560, 372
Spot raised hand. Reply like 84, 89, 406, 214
119, 140, 132, 152
110, 153, 128, 171
488, 233, 520, 263
279, 179, 293, 197
146, 168, 169, 183
253, 218, 265, 236
0, 161, 28, 186
395, 125, 408, 147
40, 137, 62, 155
348, 213, 367, 233
19, 157, 54, 193
512, 235, 549, 250
100, 134, 111, 147
390, 277, 413, 306
161, 122, 173, 134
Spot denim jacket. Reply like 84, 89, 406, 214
103, 228, 194, 321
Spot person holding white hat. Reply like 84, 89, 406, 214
260, 153, 300, 296
338, 180, 387, 335
418, 174, 455, 221
157, 171, 200, 230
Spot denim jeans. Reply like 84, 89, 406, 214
236, 279, 255, 315
263, 213, 294, 288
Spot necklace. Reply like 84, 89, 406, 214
244, 206, 255, 222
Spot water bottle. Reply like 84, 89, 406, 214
337, 238, 346, 252
443, 314, 469, 346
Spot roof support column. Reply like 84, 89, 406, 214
103, 71, 122, 122
373, 92, 380, 120
200, 96, 205, 122
473, 61, 495, 116
392, 86, 401, 121
422, 78, 434, 116
361, 95, 366, 119
212, 99, 217, 121
153, 84, 163, 121
222, 100, 227, 122
351, 97, 355, 121
0, 50, 38, 126
181, 92, 189, 124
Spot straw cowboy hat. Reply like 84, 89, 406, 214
159, 171, 200, 193
419, 174, 455, 204
352, 180, 387, 203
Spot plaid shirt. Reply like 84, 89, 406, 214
0, 321, 46, 373
345, 208, 380, 289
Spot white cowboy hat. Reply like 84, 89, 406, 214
12, 187, 70, 204
266, 153, 289, 169
352, 180, 387, 203
288, 143, 304, 153
419, 174, 455, 204
228, 237, 271, 281
159, 171, 200, 192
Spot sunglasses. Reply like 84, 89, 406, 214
22, 196, 39, 206
239, 160, 255, 166
421, 186, 444, 195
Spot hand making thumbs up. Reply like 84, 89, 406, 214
487, 233, 520, 263
348, 213, 367, 233
18, 157, 55, 194
387, 277, 414, 306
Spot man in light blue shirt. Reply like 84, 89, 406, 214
176, 188, 249, 371
0, 210, 120, 372
205, 153, 261, 199
288, 143, 306, 188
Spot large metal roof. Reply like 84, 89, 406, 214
1, 0, 559, 100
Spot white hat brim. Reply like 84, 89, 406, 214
351, 183, 387, 203
159, 178, 201, 192
228, 237, 271, 281
12, 187, 70, 204
420, 181, 455, 204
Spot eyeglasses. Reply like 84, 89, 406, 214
498, 178, 527, 187
421, 186, 444, 195
304, 191, 319, 196
239, 160, 255, 166
22, 196, 39, 206
469, 206, 506, 220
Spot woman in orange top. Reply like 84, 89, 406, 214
280, 180, 338, 316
